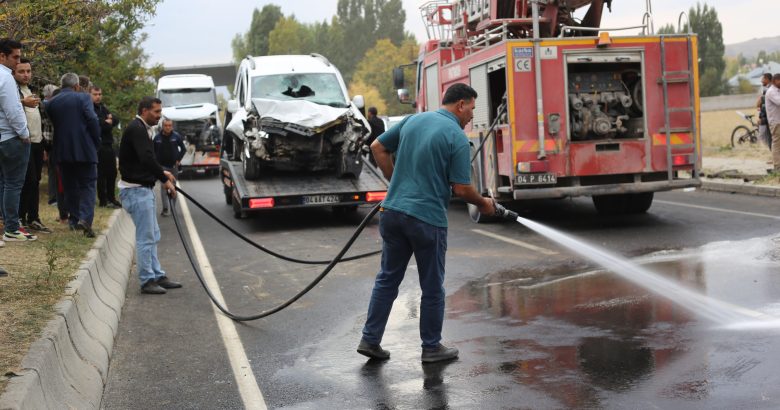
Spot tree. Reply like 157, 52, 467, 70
348, 80, 387, 114
0, 0, 162, 128
686, 3, 725, 96
657, 24, 676, 35
231, 5, 283, 63
267, 16, 314, 55
352, 38, 419, 115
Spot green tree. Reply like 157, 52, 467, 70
685, 3, 725, 96
657, 24, 676, 35
352, 38, 419, 115
267, 16, 315, 55
0, 0, 162, 127
231, 4, 283, 63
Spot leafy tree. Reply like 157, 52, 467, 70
737, 78, 754, 94
348, 80, 387, 114
352, 38, 419, 115
685, 3, 725, 96
267, 16, 314, 55
657, 24, 676, 35
0, 0, 162, 127
231, 5, 283, 63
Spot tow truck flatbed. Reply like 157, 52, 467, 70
220, 158, 388, 218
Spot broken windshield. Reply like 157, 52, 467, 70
251, 73, 348, 108
159, 88, 216, 107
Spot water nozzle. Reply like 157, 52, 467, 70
493, 201, 519, 222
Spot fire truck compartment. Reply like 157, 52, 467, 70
565, 52, 645, 142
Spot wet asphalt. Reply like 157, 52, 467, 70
101, 179, 780, 409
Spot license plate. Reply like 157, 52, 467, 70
195, 168, 206, 174
516, 173, 557, 185
302, 194, 341, 205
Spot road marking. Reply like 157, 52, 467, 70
655, 200, 780, 221
177, 187, 267, 410
471, 229, 558, 255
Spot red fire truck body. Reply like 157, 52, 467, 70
399, 1, 701, 218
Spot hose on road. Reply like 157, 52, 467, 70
169, 187, 381, 321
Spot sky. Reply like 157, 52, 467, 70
141, 0, 776, 68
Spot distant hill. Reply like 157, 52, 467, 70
725, 36, 780, 59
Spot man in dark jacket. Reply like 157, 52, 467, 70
46, 72, 101, 237
118, 96, 180, 295
91, 85, 120, 208
365, 106, 385, 165
153, 118, 185, 216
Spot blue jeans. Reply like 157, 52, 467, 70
120, 187, 167, 287
362, 209, 448, 348
0, 138, 30, 232
59, 162, 97, 227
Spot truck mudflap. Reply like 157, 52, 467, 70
512, 179, 701, 200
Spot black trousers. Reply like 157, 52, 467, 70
97, 145, 118, 204
19, 142, 45, 223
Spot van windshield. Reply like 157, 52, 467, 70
251, 73, 348, 108
159, 88, 216, 107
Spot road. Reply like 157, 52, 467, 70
101, 178, 780, 409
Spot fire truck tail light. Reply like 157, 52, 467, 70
517, 161, 549, 173
366, 191, 387, 202
672, 154, 693, 166
249, 198, 274, 209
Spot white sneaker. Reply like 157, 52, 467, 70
3, 229, 37, 242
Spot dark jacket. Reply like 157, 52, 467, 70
153, 131, 186, 167
93, 103, 117, 146
366, 115, 386, 146
119, 117, 166, 187
45, 88, 100, 163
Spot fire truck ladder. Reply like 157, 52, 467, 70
659, 23, 698, 182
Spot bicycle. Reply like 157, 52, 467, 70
730, 111, 760, 147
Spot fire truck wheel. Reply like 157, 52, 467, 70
467, 201, 498, 223
626, 192, 653, 214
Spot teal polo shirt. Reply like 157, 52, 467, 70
377, 109, 471, 228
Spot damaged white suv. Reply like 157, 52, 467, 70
225, 54, 369, 180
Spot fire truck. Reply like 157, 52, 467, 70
393, 0, 701, 221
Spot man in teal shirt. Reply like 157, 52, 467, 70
358, 83, 495, 363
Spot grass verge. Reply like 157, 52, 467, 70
0, 179, 114, 393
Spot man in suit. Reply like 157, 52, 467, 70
46, 72, 101, 237
118, 96, 180, 295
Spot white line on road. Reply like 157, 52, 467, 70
655, 200, 780, 221
471, 229, 558, 255
177, 187, 267, 410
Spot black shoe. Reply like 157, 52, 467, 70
160, 209, 169, 217
421, 343, 459, 363
99, 202, 107, 207
357, 339, 390, 360
76, 221, 96, 238
109, 199, 122, 208
0, 266, 7, 277
141, 281, 167, 294
156, 277, 182, 289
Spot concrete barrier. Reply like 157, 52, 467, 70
0, 210, 135, 410
701, 93, 757, 112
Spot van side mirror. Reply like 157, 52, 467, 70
227, 99, 238, 114
352, 95, 365, 109
392, 67, 405, 89
397, 89, 411, 104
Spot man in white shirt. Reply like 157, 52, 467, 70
0, 38, 36, 245
766, 73, 780, 172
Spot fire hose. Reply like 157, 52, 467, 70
168, 99, 517, 322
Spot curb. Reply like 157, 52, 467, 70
0, 210, 135, 410
700, 179, 780, 197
